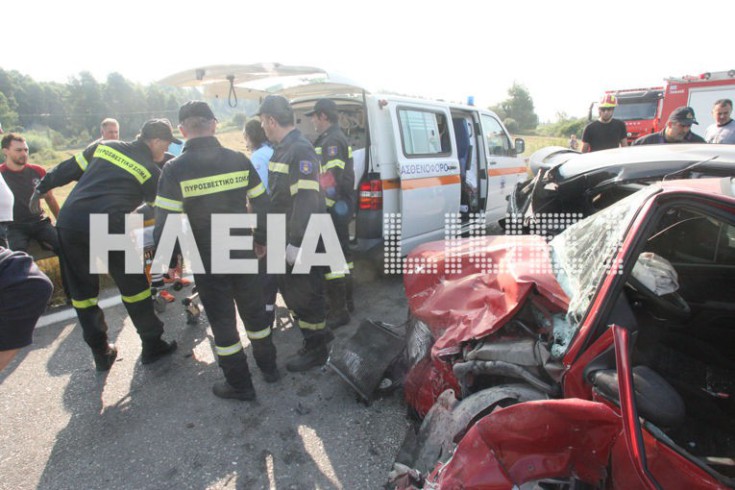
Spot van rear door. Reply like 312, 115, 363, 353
390, 102, 460, 254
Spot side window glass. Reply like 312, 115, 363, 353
398, 108, 451, 157
481, 114, 511, 156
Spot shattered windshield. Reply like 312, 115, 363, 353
550, 185, 660, 326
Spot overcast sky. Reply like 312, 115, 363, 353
4, 0, 730, 122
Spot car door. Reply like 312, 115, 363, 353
479, 113, 527, 221
390, 102, 460, 254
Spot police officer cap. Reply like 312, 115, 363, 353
305, 98, 338, 117
256, 95, 293, 119
179, 100, 217, 123
668, 106, 699, 125
140, 119, 182, 144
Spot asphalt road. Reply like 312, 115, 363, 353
0, 264, 410, 490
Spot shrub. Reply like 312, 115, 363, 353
503, 118, 519, 134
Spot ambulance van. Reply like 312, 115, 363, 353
159, 64, 528, 256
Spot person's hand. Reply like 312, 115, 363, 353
286, 244, 300, 266
28, 189, 43, 215
254, 243, 267, 259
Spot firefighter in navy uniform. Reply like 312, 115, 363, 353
34, 119, 179, 371
307, 99, 355, 328
258, 95, 332, 372
154, 101, 276, 401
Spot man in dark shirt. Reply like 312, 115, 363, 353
633, 106, 706, 145
582, 95, 628, 152
0, 133, 61, 253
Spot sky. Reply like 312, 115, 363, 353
4, 0, 731, 122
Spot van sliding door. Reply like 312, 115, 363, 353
391, 104, 461, 254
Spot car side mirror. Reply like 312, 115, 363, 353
514, 138, 525, 155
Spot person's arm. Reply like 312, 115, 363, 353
36, 144, 96, 194
43, 190, 60, 219
581, 124, 592, 153
618, 121, 629, 147
619, 138, 629, 147
581, 142, 591, 153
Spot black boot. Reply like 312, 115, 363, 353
141, 338, 177, 365
251, 336, 280, 383
325, 279, 350, 330
286, 329, 334, 372
93, 343, 118, 372
216, 350, 256, 400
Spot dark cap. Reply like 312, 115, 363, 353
256, 95, 293, 119
304, 98, 338, 117
668, 106, 698, 125
140, 119, 182, 144
178, 100, 217, 123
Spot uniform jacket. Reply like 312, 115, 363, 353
313, 124, 355, 212
268, 129, 325, 247
37, 139, 162, 233
153, 136, 269, 270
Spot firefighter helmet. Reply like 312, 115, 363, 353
599, 94, 618, 108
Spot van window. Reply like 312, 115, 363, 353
398, 108, 451, 157
481, 114, 512, 156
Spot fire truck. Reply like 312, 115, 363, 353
594, 69, 735, 144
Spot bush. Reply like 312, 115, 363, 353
503, 118, 519, 133
23, 132, 53, 154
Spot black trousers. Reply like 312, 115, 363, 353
57, 227, 163, 351
194, 272, 269, 348
278, 265, 326, 337
7, 218, 61, 254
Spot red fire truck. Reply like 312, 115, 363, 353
595, 70, 735, 144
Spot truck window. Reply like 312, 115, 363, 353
398, 108, 451, 157
481, 114, 512, 156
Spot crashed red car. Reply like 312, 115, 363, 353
396, 178, 735, 489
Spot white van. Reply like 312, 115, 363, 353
159, 64, 528, 256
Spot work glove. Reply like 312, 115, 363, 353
28, 189, 43, 215
286, 244, 301, 266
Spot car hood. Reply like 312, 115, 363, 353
404, 235, 569, 356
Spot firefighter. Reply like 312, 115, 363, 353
34, 119, 179, 371
154, 101, 276, 401
582, 94, 628, 152
258, 95, 332, 372
306, 99, 356, 328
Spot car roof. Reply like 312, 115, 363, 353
554, 144, 735, 180
659, 176, 735, 201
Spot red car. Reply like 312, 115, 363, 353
397, 178, 735, 489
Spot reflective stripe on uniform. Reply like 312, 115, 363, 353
94, 145, 151, 184
75, 152, 89, 171
245, 326, 271, 340
290, 179, 320, 195
180, 171, 249, 198
321, 159, 345, 172
215, 342, 243, 356
347, 261, 354, 270
72, 297, 98, 309
121, 288, 152, 304
154, 195, 184, 212
324, 270, 345, 280
325, 197, 335, 208
348, 146, 353, 158
269, 162, 289, 174
298, 319, 326, 331
315, 147, 322, 155
247, 182, 266, 199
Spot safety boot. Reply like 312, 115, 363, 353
212, 380, 256, 401
251, 336, 280, 383
141, 338, 178, 365
285, 329, 334, 372
217, 350, 257, 400
93, 343, 118, 372
325, 279, 350, 330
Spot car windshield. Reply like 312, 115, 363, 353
550, 185, 660, 326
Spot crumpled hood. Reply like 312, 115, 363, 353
404, 235, 569, 356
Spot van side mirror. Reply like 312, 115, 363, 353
514, 138, 525, 155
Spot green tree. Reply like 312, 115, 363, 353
490, 82, 539, 132
0, 92, 19, 129
68, 71, 106, 137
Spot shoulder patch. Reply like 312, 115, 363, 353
299, 160, 314, 175
327, 145, 339, 157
